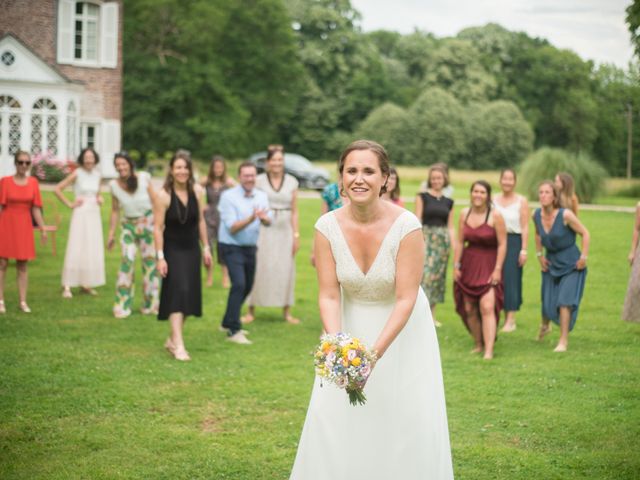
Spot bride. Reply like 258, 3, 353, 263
290, 140, 454, 479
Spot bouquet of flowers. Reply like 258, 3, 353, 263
313, 332, 377, 406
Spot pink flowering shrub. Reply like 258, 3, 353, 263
30, 151, 77, 183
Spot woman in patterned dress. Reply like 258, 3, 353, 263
107, 152, 159, 318
54, 147, 106, 298
202, 155, 235, 288
0, 151, 47, 314
415, 165, 455, 326
243, 145, 300, 325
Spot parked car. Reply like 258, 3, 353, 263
248, 152, 330, 191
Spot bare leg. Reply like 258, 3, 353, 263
537, 317, 552, 341
501, 310, 517, 332
479, 288, 497, 359
205, 262, 213, 287
554, 307, 571, 352
0, 258, 7, 312
284, 305, 300, 324
0, 258, 7, 300
16, 260, 28, 304
242, 305, 255, 324
430, 303, 441, 327
168, 312, 190, 361
464, 298, 483, 353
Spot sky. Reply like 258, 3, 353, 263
351, 0, 635, 68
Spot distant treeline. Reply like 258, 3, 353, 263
123, 0, 640, 176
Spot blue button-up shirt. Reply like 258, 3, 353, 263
218, 185, 270, 246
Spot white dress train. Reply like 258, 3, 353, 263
290, 210, 454, 479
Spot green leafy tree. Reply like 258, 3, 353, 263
355, 102, 408, 162
397, 88, 468, 166
627, 0, 640, 59
465, 100, 534, 170
123, 0, 305, 158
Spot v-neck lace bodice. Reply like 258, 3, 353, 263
315, 210, 421, 302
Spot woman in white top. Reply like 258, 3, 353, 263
107, 152, 160, 318
493, 168, 530, 332
54, 148, 106, 298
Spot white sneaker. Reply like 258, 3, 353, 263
227, 331, 252, 345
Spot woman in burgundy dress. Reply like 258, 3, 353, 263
453, 180, 506, 359
0, 151, 47, 314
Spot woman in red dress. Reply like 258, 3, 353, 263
0, 151, 47, 314
453, 180, 506, 359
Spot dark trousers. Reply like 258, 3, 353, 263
220, 243, 257, 335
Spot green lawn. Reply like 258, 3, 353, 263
0, 193, 638, 479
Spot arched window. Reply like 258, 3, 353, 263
0, 95, 22, 156
67, 101, 77, 158
32, 98, 58, 155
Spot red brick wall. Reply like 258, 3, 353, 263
0, 0, 123, 121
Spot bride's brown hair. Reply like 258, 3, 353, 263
338, 140, 390, 195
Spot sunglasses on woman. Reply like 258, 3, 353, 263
16, 160, 31, 166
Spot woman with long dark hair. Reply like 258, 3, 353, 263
453, 180, 506, 360
153, 150, 211, 361
0, 151, 47, 314
202, 155, 235, 288
381, 167, 404, 207
107, 152, 159, 318
55, 147, 105, 298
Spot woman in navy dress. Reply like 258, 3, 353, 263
533, 180, 590, 352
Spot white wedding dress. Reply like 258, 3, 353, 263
290, 210, 454, 479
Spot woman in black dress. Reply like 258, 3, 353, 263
415, 165, 455, 326
153, 150, 212, 361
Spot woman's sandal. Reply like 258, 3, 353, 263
19, 302, 31, 313
0, 300, 5, 314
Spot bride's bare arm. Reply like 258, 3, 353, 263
373, 229, 425, 359
314, 230, 342, 334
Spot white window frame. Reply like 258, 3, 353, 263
73, 1, 100, 65
81, 122, 100, 151
57, 0, 119, 69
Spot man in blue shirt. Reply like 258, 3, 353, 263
218, 162, 271, 344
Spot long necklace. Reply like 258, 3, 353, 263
174, 190, 189, 225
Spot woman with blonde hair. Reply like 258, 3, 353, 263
534, 180, 589, 352
555, 172, 579, 215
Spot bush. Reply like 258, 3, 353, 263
519, 147, 607, 202
355, 102, 408, 163
30, 152, 76, 183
